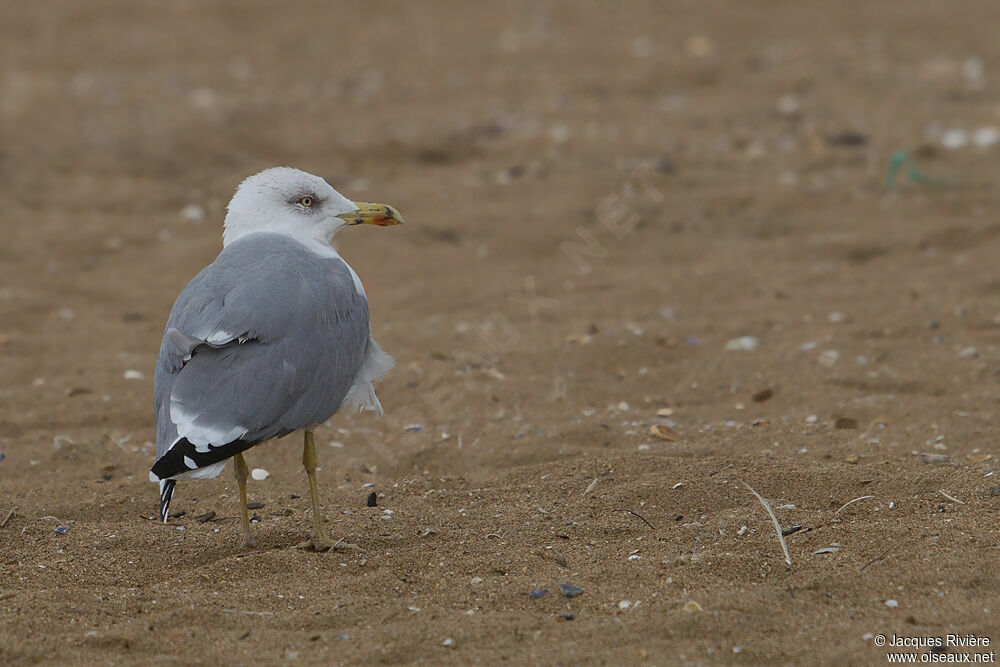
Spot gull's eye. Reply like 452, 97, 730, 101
299, 196, 314, 208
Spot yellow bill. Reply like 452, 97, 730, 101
337, 202, 404, 227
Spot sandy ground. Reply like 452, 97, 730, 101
2, 1, 1000, 664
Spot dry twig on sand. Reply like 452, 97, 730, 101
0, 506, 15, 528
612, 509, 654, 530
743, 482, 791, 568
938, 490, 965, 505
835, 496, 874, 515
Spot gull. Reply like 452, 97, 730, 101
149, 167, 402, 550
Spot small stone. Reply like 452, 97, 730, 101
825, 132, 868, 147
941, 129, 967, 149
123, 369, 144, 380
559, 582, 584, 598
250, 468, 269, 481
818, 350, 840, 367
618, 600, 631, 609
973, 126, 1000, 148
805, 415, 819, 424
55, 526, 67, 534
957, 346, 978, 359
683, 601, 703, 612
471, 577, 484, 585
180, 204, 206, 223
776, 94, 801, 116
918, 453, 950, 465
442, 638, 454, 648
529, 589, 548, 599
963, 57, 985, 82
752, 388, 773, 403
885, 599, 899, 608
366, 492, 377, 507
725, 335, 759, 351
649, 424, 676, 441
834, 417, 858, 430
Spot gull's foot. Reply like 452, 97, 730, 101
295, 534, 360, 552
242, 535, 258, 550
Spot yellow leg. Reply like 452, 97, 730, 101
299, 430, 357, 552
234, 452, 256, 548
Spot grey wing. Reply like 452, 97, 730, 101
152, 235, 369, 478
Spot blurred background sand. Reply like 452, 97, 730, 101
2, 2, 999, 663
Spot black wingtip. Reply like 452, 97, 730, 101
159, 479, 176, 523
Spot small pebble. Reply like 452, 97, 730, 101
776, 94, 801, 116
805, 415, 819, 424
181, 204, 206, 223
973, 126, 1000, 148
251, 468, 269, 481
957, 346, 978, 359
559, 582, 584, 598
529, 589, 548, 599
941, 129, 967, 149
442, 638, 454, 648
123, 370, 144, 380
55, 526, 67, 534
683, 601, 703, 612
885, 599, 899, 608
725, 335, 759, 351
366, 492, 377, 507
618, 600, 631, 610
818, 350, 840, 367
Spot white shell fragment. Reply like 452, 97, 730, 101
250, 468, 269, 481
